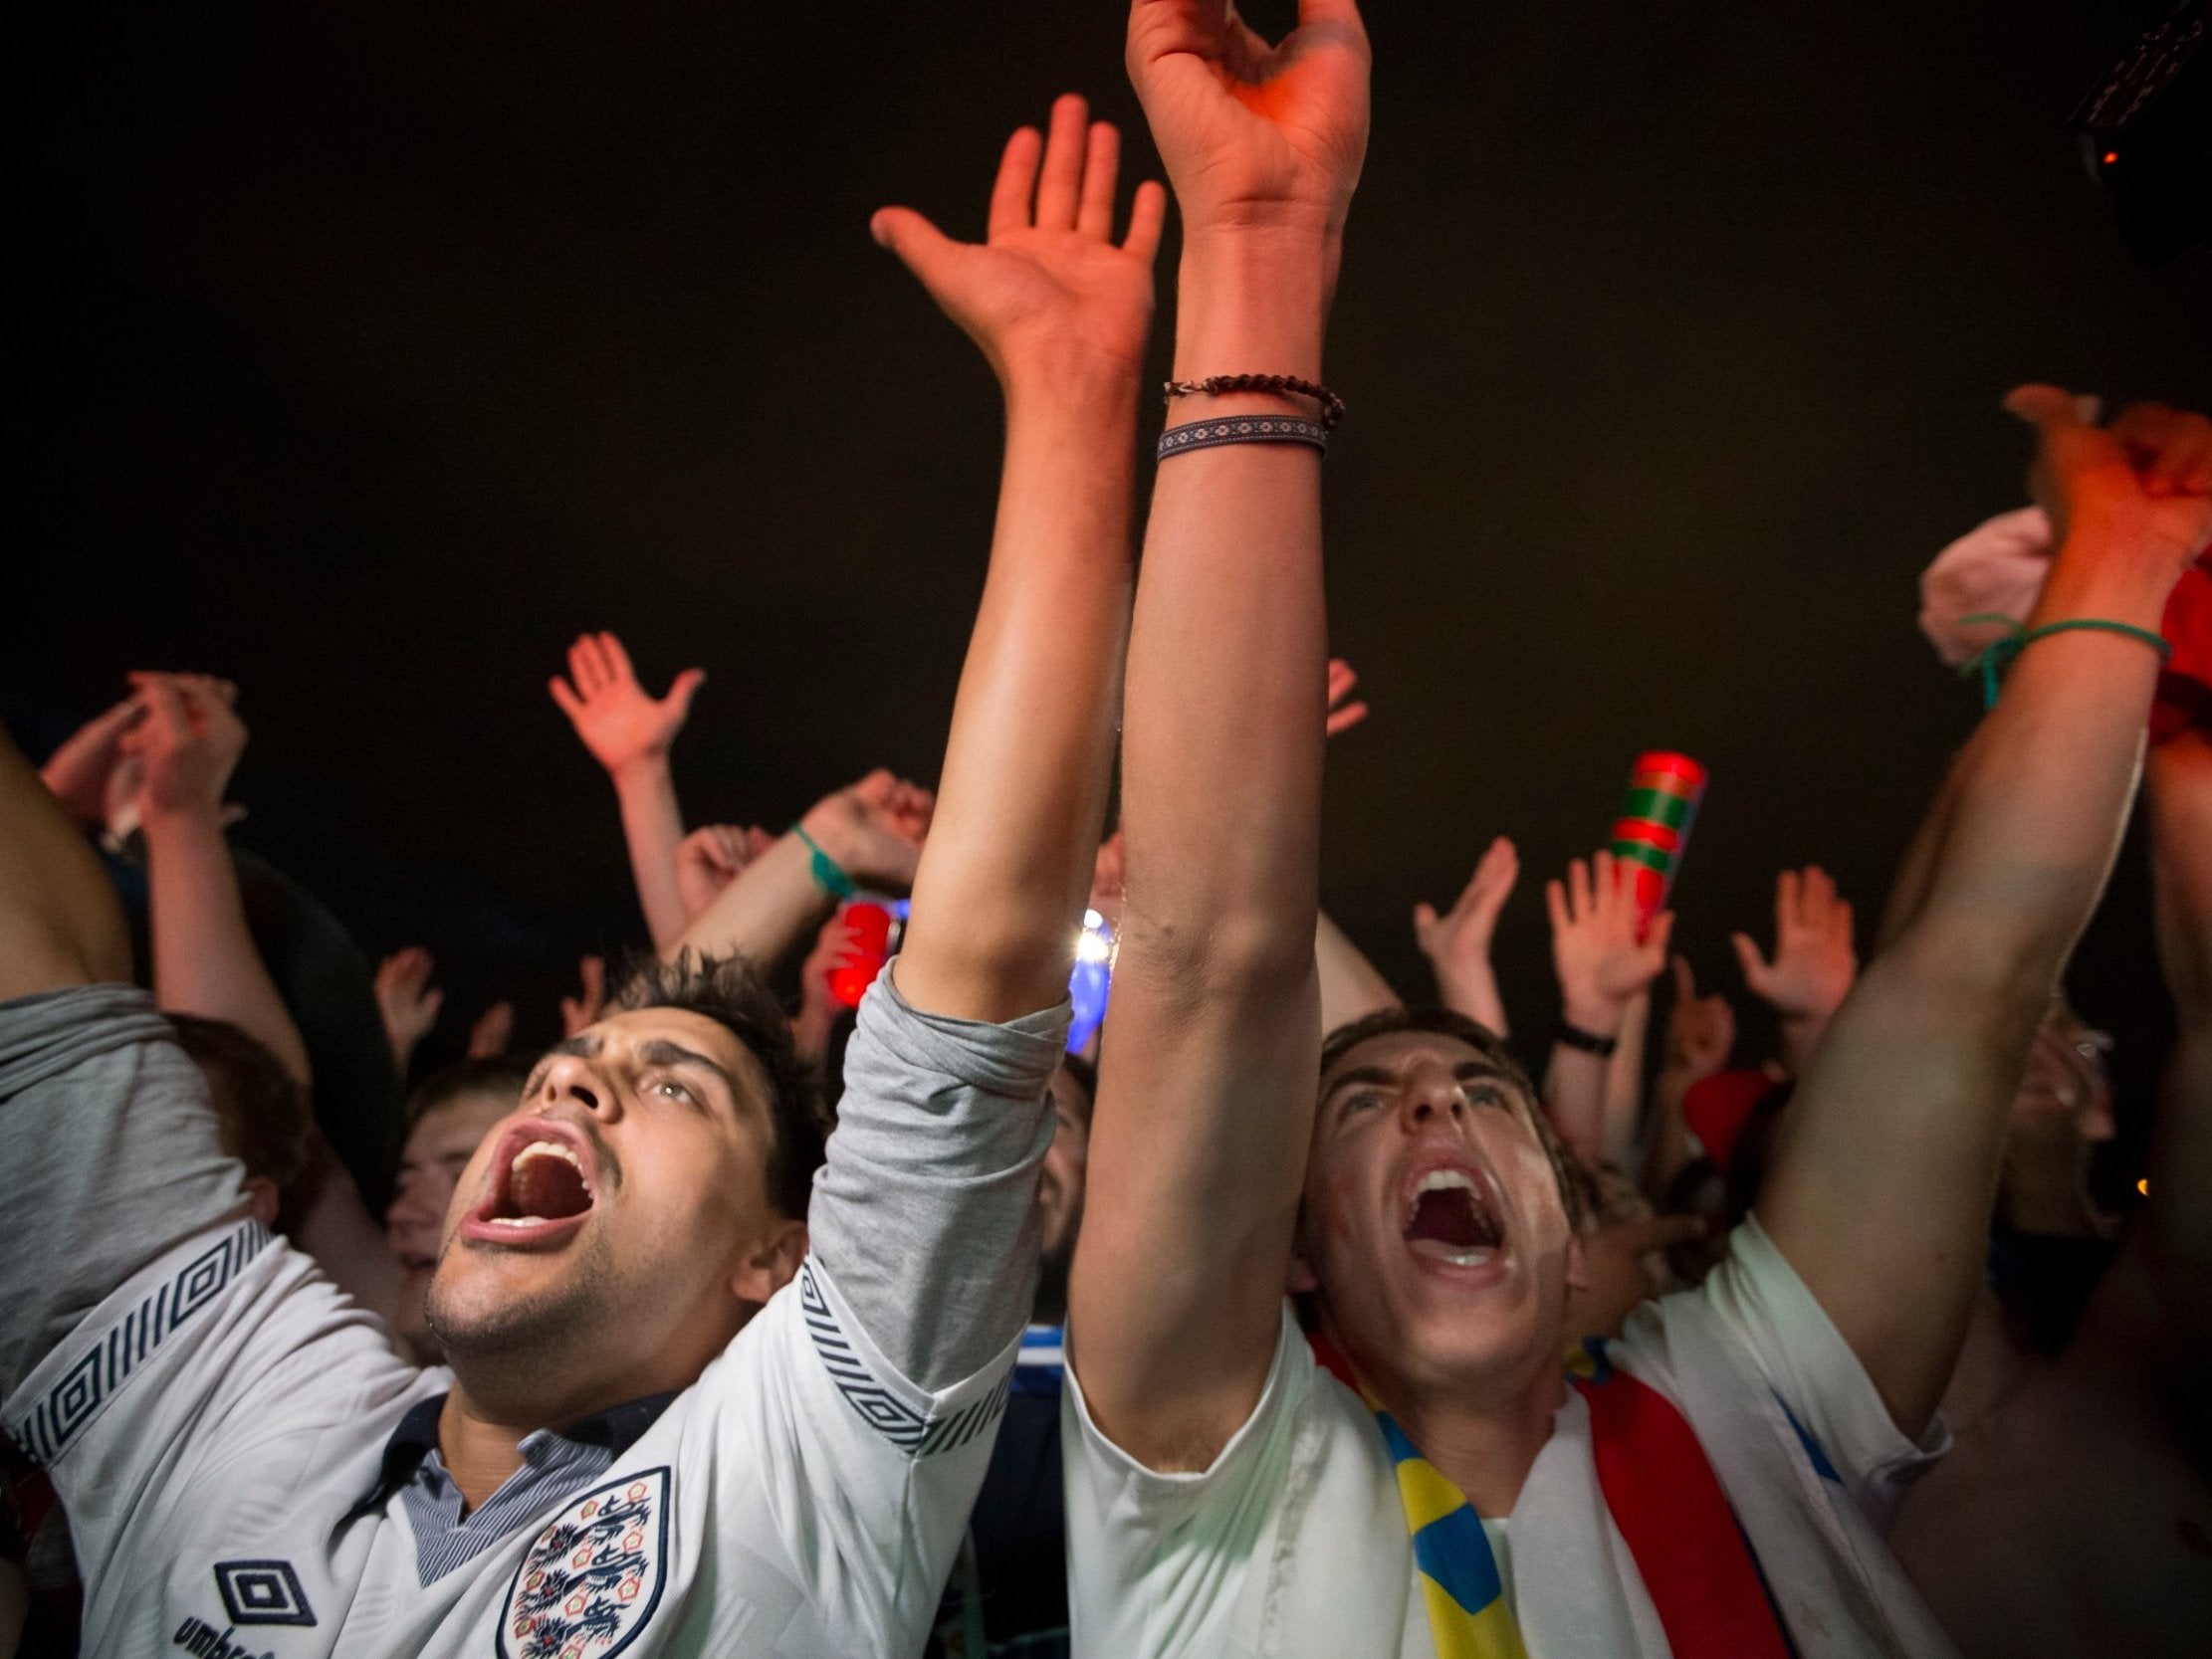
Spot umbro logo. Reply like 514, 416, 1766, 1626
168, 1558, 318, 1657
214, 1559, 316, 1626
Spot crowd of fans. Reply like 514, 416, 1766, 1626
5, 3, 2209, 1657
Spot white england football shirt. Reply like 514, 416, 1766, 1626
1, 974, 1067, 1659
1061, 1218, 1960, 1659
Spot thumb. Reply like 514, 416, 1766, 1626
870, 206, 962, 284
2003, 383, 2092, 435
1412, 901, 1438, 944
664, 668, 706, 720
1730, 931, 1771, 992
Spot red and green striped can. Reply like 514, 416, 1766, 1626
1610, 751, 1706, 926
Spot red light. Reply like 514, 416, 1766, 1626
2102, 150, 2119, 164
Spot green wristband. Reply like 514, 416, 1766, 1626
791, 824, 859, 901
1958, 613, 2172, 710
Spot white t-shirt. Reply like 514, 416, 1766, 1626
2, 975, 1067, 1659
1062, 1218, 1958, 1659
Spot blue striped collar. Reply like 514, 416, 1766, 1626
355, 1388, 676, 1515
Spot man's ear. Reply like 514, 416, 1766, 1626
1563, 1230, 1590, 1294
243, 1174, 282, 1230
731, 1219, 808, 1306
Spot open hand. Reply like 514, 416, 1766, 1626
873, 94, 1165, 391
1547, 848, 1673, 1032
675, 823, 775, 924
549, 632, 705, 779
801, 770, 936, 893
374, 947, 446, 1070
1125, 0, 1371, 241
1663, 956, 1736, 1085
1731, 867, 1857, 1024
559, 955, 606, 1038
1415, 836, 1518, 977
2007, 386, 2211, 575
122, 673, 247, 823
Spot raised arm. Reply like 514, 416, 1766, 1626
549, 631, 705, 951
1071, 0, 1370, 1469
1543, 848, 1671, 1165
871, 98, 1161, 1022
668, 770, 931, 968
1759, 389, 2211, 1436
129, 675, 312, 1088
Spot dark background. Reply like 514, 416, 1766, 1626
11, 2, 2208, 1148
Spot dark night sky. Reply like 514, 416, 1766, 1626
12, 2, 2210, 1128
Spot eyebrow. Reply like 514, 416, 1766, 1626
1322, 1058, 1523, 1101
635, 1038, 743, 1099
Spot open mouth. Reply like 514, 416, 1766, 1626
463, 1121, 599, 1245
1401, 1167, 1505, 1268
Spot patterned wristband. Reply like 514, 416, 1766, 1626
791, 824, 859, 901
1158, 415, 1330, 462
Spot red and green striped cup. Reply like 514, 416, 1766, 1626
1610, 751, 1706, 927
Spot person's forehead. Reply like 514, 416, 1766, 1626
579, 1006, 768, 1102
408, 1090, 513, 1158
1323, 1028, 1495, 1088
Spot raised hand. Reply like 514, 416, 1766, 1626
1125, 0, 1371, 243
1415, 836, 1518, 1034
800, 770, 936, 893
674, 823, 775, 926
872, 93, 1165, 391
1732, 867, 1857, 1024
122, 673, 247, 823
40, 697, 146, 825
1663, 955, 1736, 1087
466, 1000, 514, 1060
559, 955, 606, 1038
1547, 848, 1674, 1034
1416, 836, 1518, 973
548, 631, 706, 781
2008, 386, 2211, 569
1324, 658, 1368, 736
374, 946, 445, 1072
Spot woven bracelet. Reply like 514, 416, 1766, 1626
1158, 415, 1329, 462
1164, 373, 1345, 429
791, 824, 859, 901
1957, 613, 2172, 709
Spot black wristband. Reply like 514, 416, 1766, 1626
1553, 1021, 1620, 1059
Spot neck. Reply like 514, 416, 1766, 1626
437, 1390, 540, 1515
1370, 1354, 1567, 1518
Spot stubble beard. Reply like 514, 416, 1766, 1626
424, 1231, 617, 1377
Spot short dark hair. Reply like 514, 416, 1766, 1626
610, 950, 829, 1221
166, 1014, 314, 1190
1318, 1005, 1585, 1231
405, 1055, 534, 1129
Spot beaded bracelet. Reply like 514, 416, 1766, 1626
1957, 613, 2172, 709
791, 824, 859, 901
1164, 373, 1345, 429
1157, 414, 1330, 462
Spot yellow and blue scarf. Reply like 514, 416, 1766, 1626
1311, 1333, 1792, 1659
